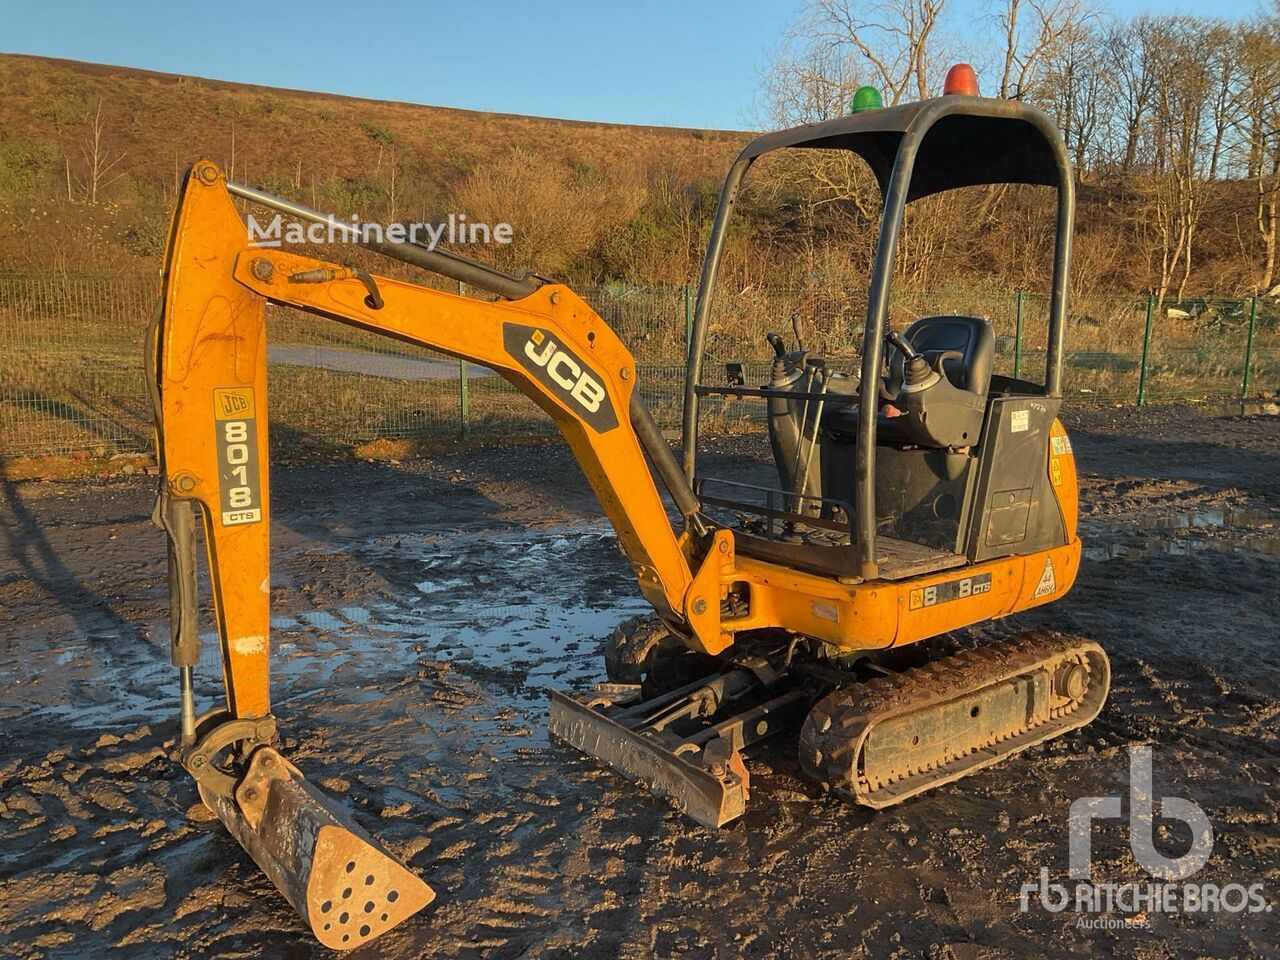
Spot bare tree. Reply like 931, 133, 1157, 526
66, 99, 127, 205
797, 0, 948, 105
753, 0, 955, 254
753, 3, 1278, 295
386, 149, 400, 222
1203, 27, 1239, 181
1236, 15, 1280, 292
755, 31, 887, 258
1141, 17, 1215, 304
1100, 17, 1158, 174
995, 0, 1093, 100
1040, 20, 1109, 174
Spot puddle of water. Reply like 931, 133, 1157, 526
1129, 507, 1274, 531
338, 606, 372, 624
1083, 507, 1280, 561
1084, 537, 1280, 561
263, 520, 647, 726
6, 520, 645, 742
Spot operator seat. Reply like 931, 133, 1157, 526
878, 315, 995, 447
887, 316, 995, 396
824, 315, 996, 449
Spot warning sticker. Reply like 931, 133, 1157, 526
1033, 558, 1057, 599
1011, 409, 1030, 433
1051, 434, 1071, 456
1050, 458, 1063, 486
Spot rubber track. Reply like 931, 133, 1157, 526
798, 630, 1108, 807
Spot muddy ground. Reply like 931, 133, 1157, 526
1, 405, 1278, 959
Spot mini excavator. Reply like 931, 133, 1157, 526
149, 69, 1108, 949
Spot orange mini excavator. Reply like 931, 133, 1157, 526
149, 77, 1108, 949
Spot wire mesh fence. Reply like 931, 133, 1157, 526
1, 270, 1276, 459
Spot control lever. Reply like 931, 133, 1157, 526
885, 329, 921, 362
886, 329, 940, 392
791, 314, 807, 353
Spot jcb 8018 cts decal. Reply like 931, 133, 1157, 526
503, 323, 619, 432
909, 572, 993, 610
213, 387, 263, 526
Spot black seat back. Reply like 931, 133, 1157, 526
889, 316, 995, 395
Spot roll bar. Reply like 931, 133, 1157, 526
682, 95, 1076, 577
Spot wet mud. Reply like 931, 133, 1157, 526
1, 406, 1277, 958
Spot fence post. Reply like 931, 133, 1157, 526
458, 281, 470, 439
1013, 289, 1024, 381
684, 283, 694, 359
1241, 295, 1259, 401
1137, 294, 1155, 406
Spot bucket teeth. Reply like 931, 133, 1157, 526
199, 746, 434, 950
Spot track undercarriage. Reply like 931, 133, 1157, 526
550, 620, 1109, 825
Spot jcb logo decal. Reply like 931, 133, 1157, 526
504, 323, 619, 432
524, 330, 608, 413
214, 387, 255, 420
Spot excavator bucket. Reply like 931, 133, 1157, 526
198, 747, 434, 950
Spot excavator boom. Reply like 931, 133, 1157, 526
151, 162, 713, 947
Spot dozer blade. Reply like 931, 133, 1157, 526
198, 746, 434, 950
801, 630, 1110, 809
549, 688, 751, 828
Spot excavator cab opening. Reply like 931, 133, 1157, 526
149, 70, 1107, 950
685, 92, 1077, 585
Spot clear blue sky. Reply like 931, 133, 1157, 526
1, 0, 1269, 129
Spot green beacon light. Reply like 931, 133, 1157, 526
850, 86, 883, 114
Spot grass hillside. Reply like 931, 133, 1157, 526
0, 55, 1274, 465
0, 53, 1271, 300
0, 54, 745, 279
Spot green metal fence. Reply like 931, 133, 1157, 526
0, 271, 1275, 459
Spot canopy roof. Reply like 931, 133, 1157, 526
738, 95, 1066, 203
